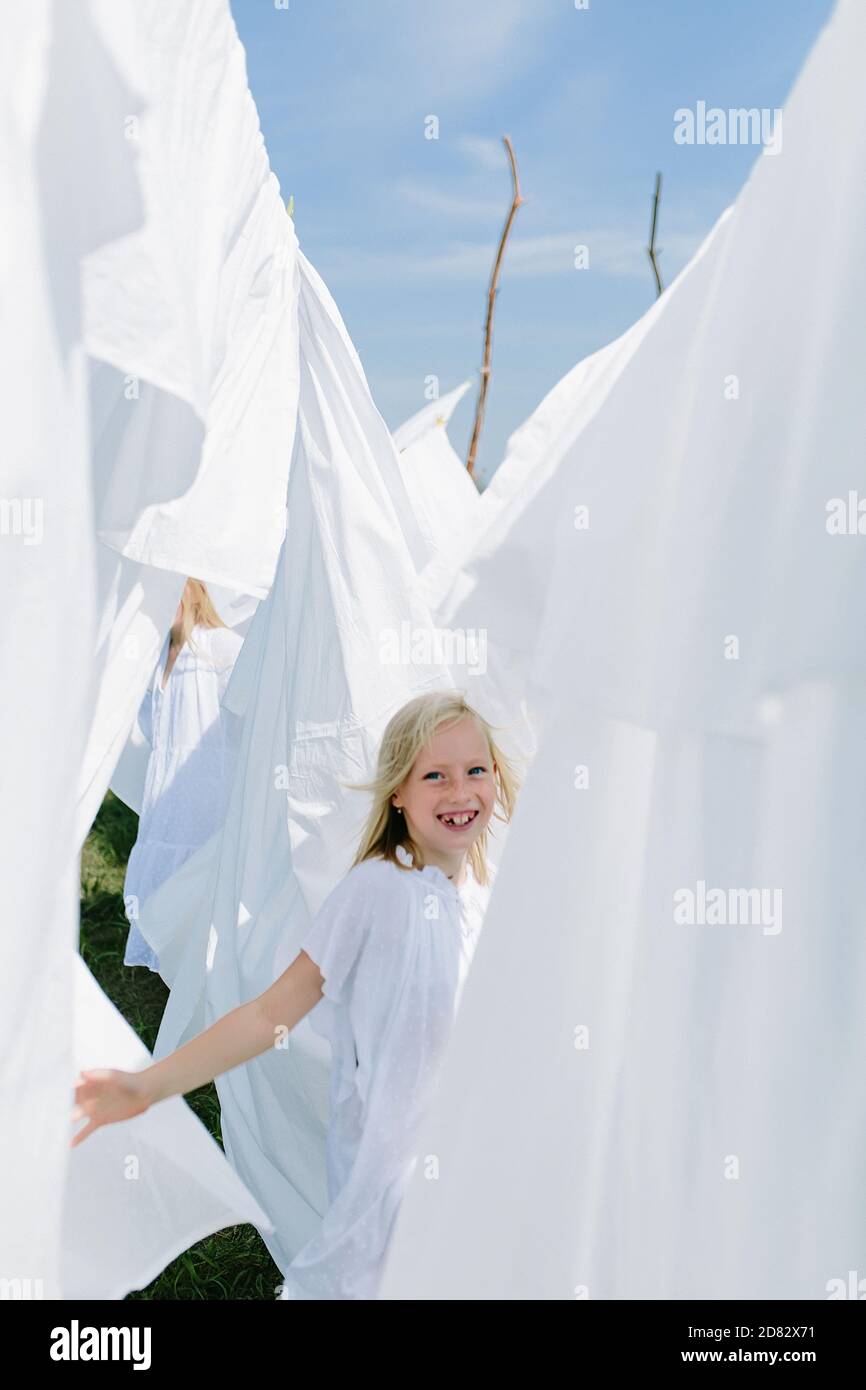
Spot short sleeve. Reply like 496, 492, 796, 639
299, 862, 381, 1006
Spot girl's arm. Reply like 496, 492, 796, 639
71, 949, 325, 1147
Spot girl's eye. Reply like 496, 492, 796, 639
422, 767, 486, 780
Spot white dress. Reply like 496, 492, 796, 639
123, 624, 243, 971
277, 849, 490, 1300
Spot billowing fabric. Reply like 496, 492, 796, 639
276, 853, 488, 1300
124, 624, 243, 970
80, 557, 187, 839
134, 248, 526, 1277
76, 0, 300, 845
381, 0, 866, 1300
393, 382, 478, 559
1, 0, 276, 1300
415, 282, 672, 655
83, 1, 297, 588
392, 382, 471, 453
0, 0, 106, 1300
65, 955, 272, 1299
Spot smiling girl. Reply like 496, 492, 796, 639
71, 691, 518, 1300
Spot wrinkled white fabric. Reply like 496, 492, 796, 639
414, 265, 682, 676
381, 0, 866, 1300
276, 853, 488, 1300
65, 956, 273, 1299
0, 0, 105, 1300
83, 2, 296, 587
1, 0, 275, 1300
76, 0, 300, 846
134, 250, 529, 1278
124, 624, 243, 970
393, 382, 478, 559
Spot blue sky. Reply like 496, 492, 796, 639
232, 0, 834, 484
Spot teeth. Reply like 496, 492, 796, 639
443, 811, 474, 826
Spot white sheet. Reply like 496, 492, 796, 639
76, 0, 300, 845
1, 0, 272, 1301
134, 253, 527, 1276
381, 0, 866, 1299
393, 381, 478, 558
65, 957, 272, 1299
0, 0, 103, 1302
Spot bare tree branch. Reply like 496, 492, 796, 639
466, 136, 525, 480
647, 170, 664, 298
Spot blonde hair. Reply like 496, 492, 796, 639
175, 578, 226, 652
351, 691, 519, 887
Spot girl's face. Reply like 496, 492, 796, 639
392, 715, 496, 859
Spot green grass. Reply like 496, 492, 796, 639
79, 792, 283, 1300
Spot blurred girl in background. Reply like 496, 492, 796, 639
123, 578, 244, 972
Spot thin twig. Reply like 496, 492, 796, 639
466, 136, 525, 479
647, 171, 664, 298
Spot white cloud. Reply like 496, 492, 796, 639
396, 176, 506, 222
394, 0, 553, 107
454, 135, 510, 172
287, 0, 555, 134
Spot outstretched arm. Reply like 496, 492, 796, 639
71, 949, 325, 1147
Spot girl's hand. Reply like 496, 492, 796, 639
70, 1068, 153, 1148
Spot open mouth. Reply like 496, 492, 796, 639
437, 809, 479, 831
